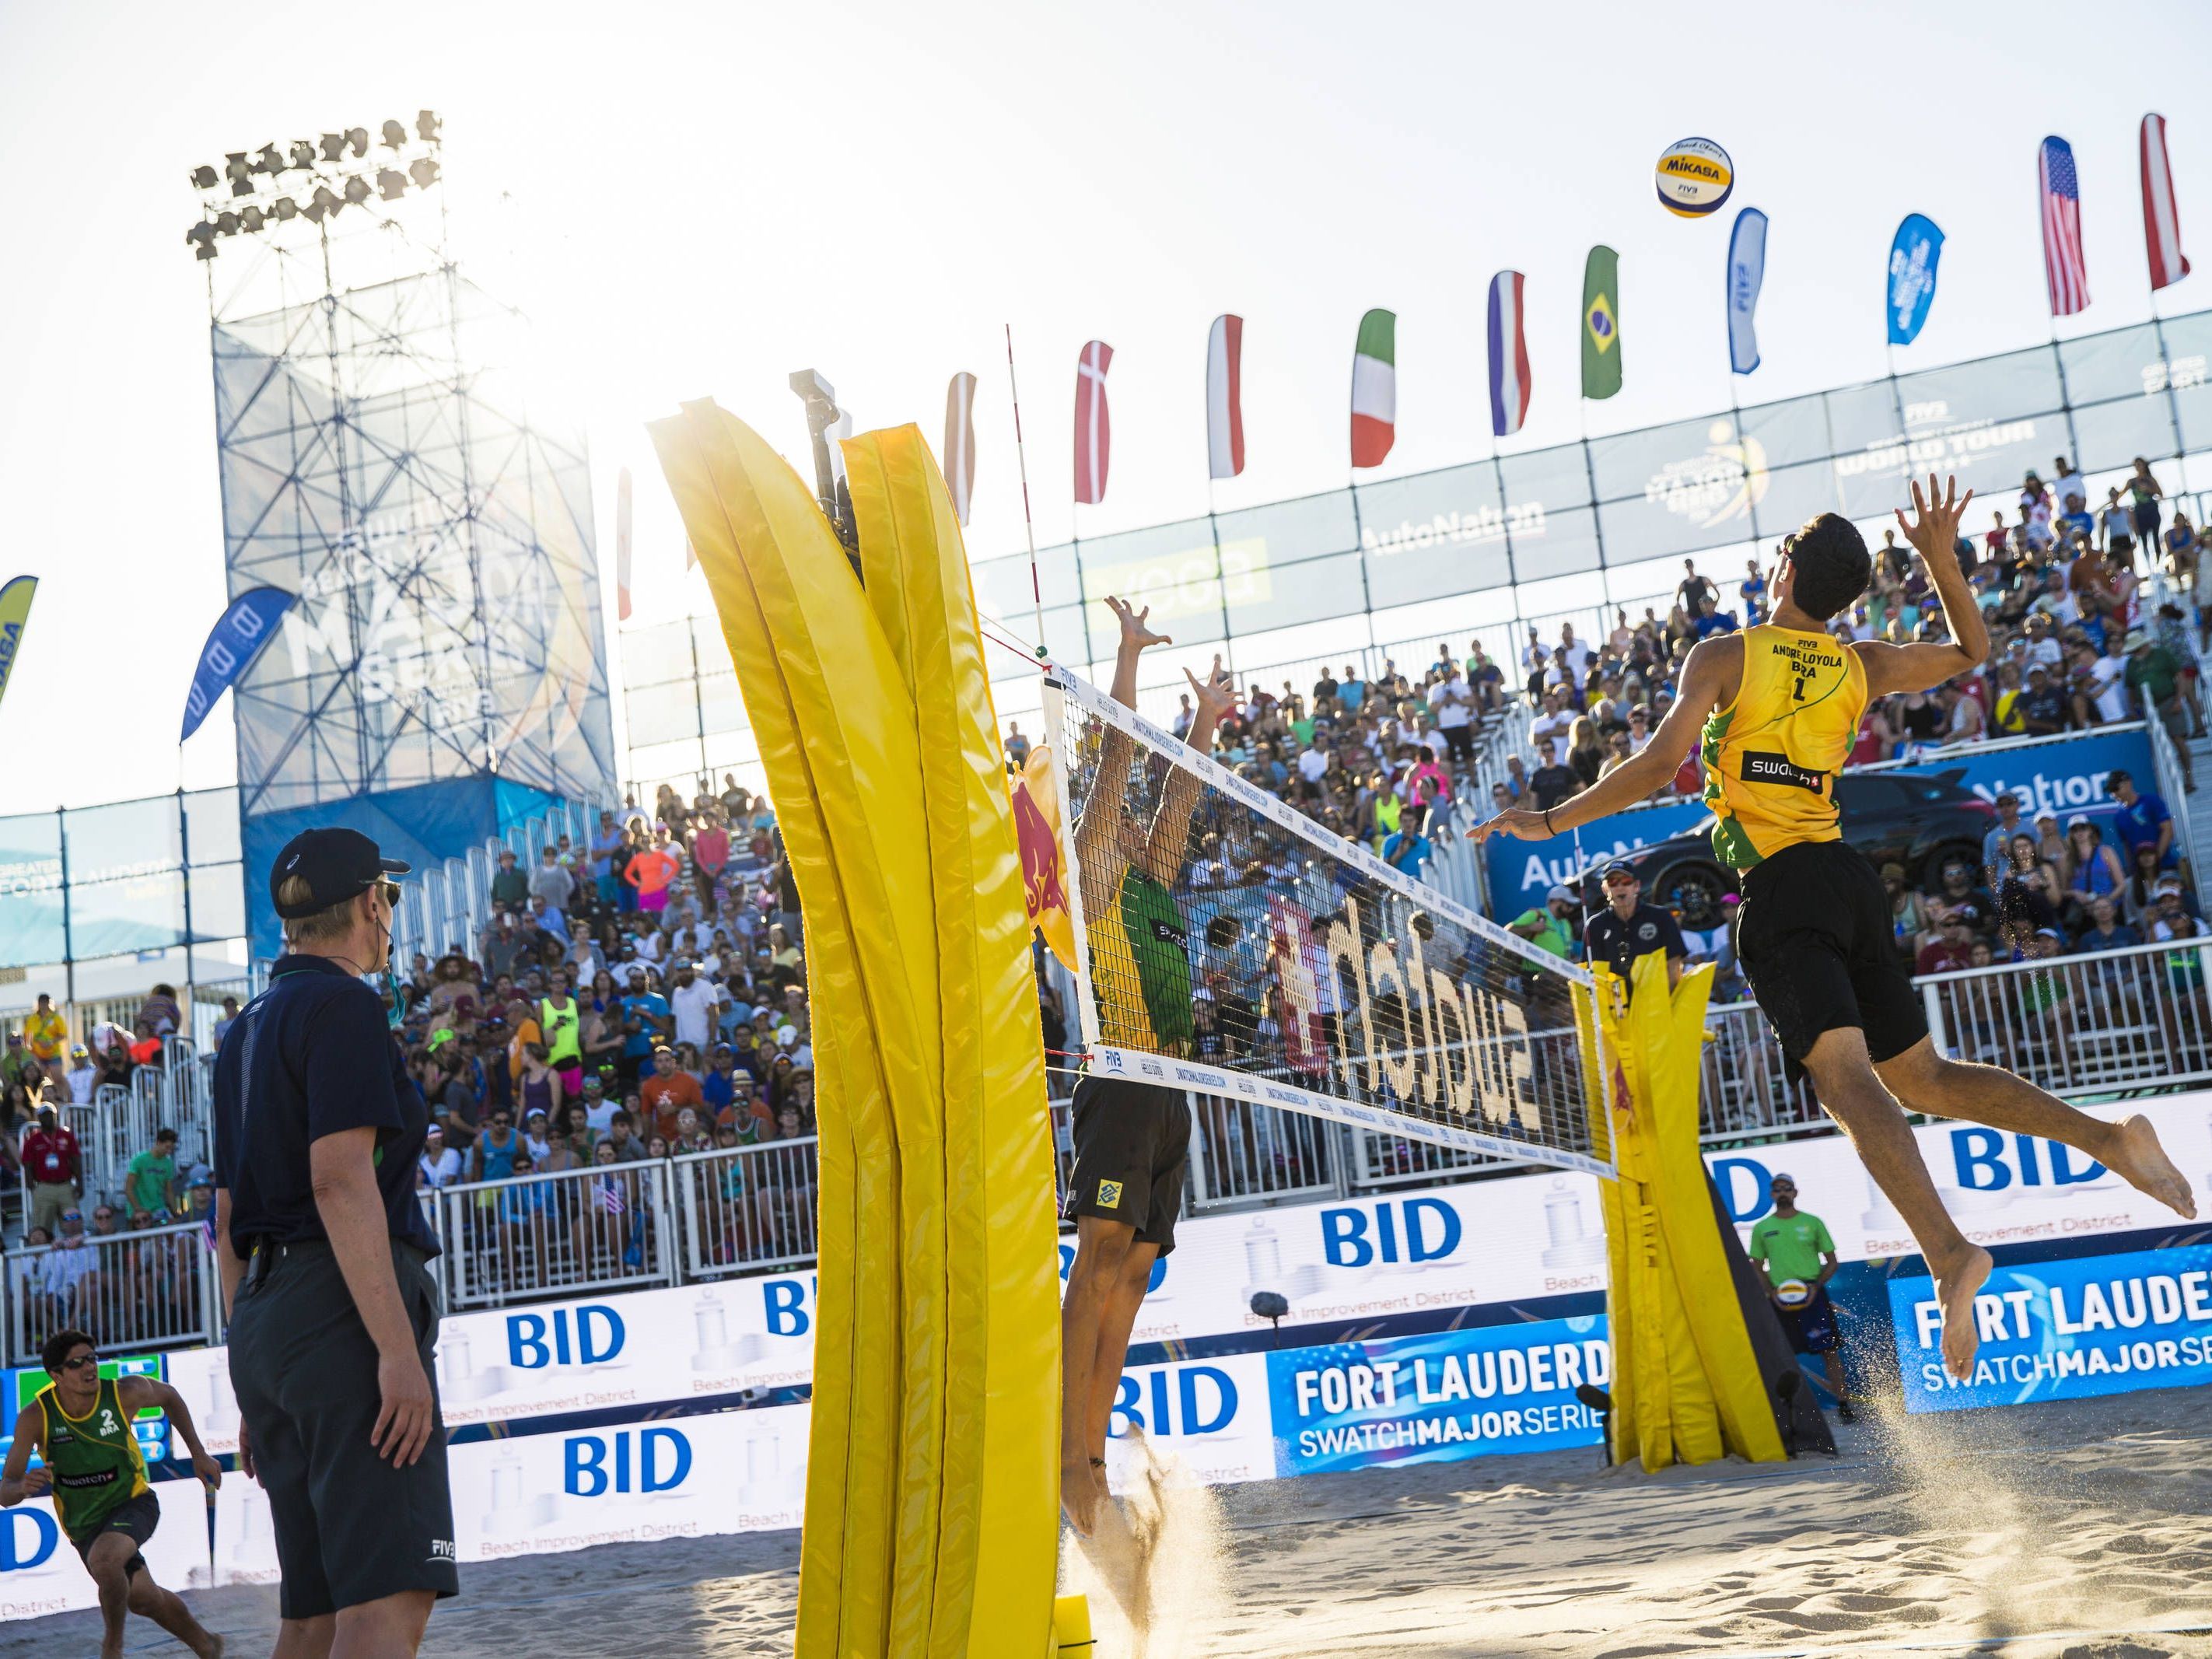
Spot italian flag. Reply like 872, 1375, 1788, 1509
1349, 308, 1396, 468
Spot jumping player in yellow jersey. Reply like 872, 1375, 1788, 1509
1059, 594, 1234, 1535
0, 1328, 225, 1659
1472, 478, 2196, 1383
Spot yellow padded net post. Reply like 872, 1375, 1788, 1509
1584, 954, 1787, 1472
648, 405, 1059, 1657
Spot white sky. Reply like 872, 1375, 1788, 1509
4, 0, 2210, 810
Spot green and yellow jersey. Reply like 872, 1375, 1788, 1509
1091, 866, 1195, 1055
36, 1377, 150, 1541
1700, 625, 1867, 872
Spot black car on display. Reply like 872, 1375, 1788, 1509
1589, 769, 1997, 928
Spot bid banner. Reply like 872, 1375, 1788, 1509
1482, 725, 2158, 921
0, 1480, 208, 1618
1890, 1242, 2212, 1412
1267, 1319, 1608, 1477
158, 1090, 2212, 1459
166, 1272, 820, 1454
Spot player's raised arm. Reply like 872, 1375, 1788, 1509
1073, 595, 1169, 904
1142, 655, 1234, 887
1468, 635, 1738, 844
1855, 473, 1982, 698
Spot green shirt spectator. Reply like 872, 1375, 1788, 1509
489, 850, 530, 910
2125, 639, 2182, 709
1748, 1205, 1836, 1288
1507, 886, 1580, 958
127, 1130, 180, 1219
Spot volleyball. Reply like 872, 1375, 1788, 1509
1655, 136, 1734, 218
1773, 1279, 1813, 1308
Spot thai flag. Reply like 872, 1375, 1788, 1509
2142, 114, 2191, 292
2039, 136, 2091, 317
1488, 271, 1531, 438
1073, 339, 1113, 505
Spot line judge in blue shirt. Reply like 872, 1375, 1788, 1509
214, 827, 458, 1657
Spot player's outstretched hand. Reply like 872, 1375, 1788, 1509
1185, 653, 1235, 725
1104, 594, 1171, 652
1895, 472, 1974, 561
1466, 807, 1553, 843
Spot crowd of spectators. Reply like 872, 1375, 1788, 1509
383, 779, 823, 1278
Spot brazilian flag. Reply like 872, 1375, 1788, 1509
1581, 245, 1622, 401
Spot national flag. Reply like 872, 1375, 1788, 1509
0, 575, 38, 717
2142, 114, 2190, 292
1727, 207, 1769, 375
615, 467, 633, 620
599, 1175, 627, 1215
1073, 339, 1113, 505
2040, 135, 2091, 317
944, 371, 978, 524
1487, 271, 1531, 437
1580, 246, 1621, 401
1206, 314, 1245, 479
1349, 309, 1396, 468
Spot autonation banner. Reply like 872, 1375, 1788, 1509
1890, 1242, 2212, 1412
1483, 726, 2156, 921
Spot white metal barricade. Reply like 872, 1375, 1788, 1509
432, 1159, 676, 1311
4, 1220, 219, 1367
670, 1138, 821, 1278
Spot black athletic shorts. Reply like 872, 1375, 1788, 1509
1737, 839, 1928, 1074
1062, 1074, 1192, 1255
228, 1237, 460, 1619
70, 1489, 159, 1576
1778, 1286, 1841, 1355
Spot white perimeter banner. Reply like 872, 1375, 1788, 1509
0, 1479, 208, 1619
164, 1092, 2212, 1461
210, 1362, 1276, 1581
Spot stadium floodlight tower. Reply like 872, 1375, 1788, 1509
187, 114, 616, 957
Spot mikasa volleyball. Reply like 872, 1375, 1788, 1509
1655, 136, 1734, 217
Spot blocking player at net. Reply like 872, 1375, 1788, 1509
1471, 475, 2196, 1383
1059, 594, 1234, 1535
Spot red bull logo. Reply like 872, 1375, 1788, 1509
1011, 746, 1078, 971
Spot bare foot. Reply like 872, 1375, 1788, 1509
2105, 1114, 2198, 1219
1061, 1451, 1101, 1536
1934, 1244, 1993, 1381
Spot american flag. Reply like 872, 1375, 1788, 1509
2039, 135, 2091, 317
598, 1175, 626, 1215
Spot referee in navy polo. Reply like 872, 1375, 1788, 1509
213, 828, 457, 1657
1582, 861, 1689, 996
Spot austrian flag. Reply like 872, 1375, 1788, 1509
1488, 271, 1531, 438
1350, 309, 1396, 468
1207, 314, 1245, 479
1074, 339, 1113, 505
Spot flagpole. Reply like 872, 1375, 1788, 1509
1204, 475, 1237, 685
1002, 324, 1048, 659
1577, 396, 1615, 625
1346, 469, 1380, 669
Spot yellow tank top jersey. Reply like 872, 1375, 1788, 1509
1699, 625, 1867, 870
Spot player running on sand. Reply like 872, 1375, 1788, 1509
0, 1328, 225, 1659
1471, 476, 2195, 1382
1059, 595, 1234, 1535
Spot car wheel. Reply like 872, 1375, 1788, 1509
1654, 860, 1730, 929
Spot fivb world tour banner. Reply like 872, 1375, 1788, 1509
1484, 725, 2157, 922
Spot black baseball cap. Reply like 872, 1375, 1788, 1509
271, 827, 411, 919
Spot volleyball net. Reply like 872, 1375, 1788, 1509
1036, 664, 1613, 1179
